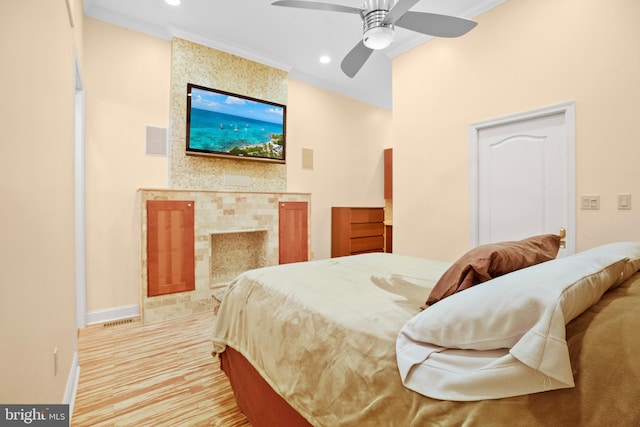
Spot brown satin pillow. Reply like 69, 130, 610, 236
424, 234, 561, 307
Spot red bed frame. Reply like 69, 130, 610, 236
219, 346, 313, 426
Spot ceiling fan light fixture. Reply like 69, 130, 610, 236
362, 6, 394, 50
363, 26, 394, 50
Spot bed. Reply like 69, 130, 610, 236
211, 239, 640, 426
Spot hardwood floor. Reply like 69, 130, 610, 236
72, 311, 250, 427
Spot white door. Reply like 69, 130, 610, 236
469, 102, 576, 256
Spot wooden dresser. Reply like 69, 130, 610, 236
331, 207, 385, 257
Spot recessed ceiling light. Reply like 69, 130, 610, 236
165, 0, 180, 6
319, 55, 331, 64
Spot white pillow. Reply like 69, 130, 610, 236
399, 252, 627, 351
574, 241, 640, 287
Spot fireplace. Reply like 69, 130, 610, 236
138, 189, 310, 323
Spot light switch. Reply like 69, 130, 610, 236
618, 193, 632, 210
580, 195, 600, 210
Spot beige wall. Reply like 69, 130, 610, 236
84, 18, 171, 312
0, 0, 83, 403
83, 21, 391, 314
392, 0, 640, 261
286, 79, 391, 258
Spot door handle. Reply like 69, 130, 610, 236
559, 228, 566, 249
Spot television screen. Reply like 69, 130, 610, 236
186, 83, 286, 163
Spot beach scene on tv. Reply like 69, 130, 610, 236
187, 87, 285, 160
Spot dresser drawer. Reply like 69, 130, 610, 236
350, 222, 384, 238
350, 235, 384, 253
349, 208, 384, 224
331, 206, 385, 258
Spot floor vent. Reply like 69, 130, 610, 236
103, 318, 134, 328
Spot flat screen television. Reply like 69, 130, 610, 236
185, 83, 286, 163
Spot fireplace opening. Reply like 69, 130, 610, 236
210, 229, 269, 286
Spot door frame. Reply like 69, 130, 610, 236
468, 101, 576, 253
74, 54, 87, 329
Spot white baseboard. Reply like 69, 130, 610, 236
86, 304, 140, 325
64, 351, 79, 418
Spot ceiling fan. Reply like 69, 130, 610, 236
272, 0, 477, 78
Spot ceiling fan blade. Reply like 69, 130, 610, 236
341, 41, 374, 78
383, 0, 419, 24
271, 1, 362, 15
395, 11, 477, 37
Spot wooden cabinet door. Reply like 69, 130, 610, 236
147, 200, 195, 297
384, 148, 393, 200
279, 201, 308, 264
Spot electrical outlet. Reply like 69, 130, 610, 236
53, 348, 59, 376
580, 195, 600, 210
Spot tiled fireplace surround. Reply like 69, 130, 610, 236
138, 189, 311, 323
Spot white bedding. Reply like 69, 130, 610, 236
211, 253, 449, 426
396, 251, 626, 401
397, 242, 640, 401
